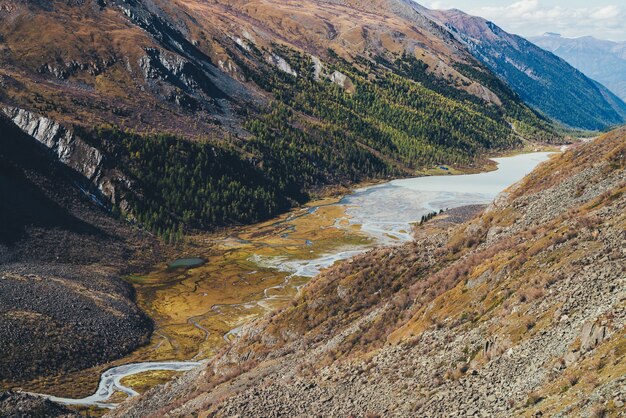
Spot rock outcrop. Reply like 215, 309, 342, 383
266, 53, 298, 77
329, 70, 355, 92
3, 107, 103, 181
2, 107, 132, 210
580, 321, 608, 353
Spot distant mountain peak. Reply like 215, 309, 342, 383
430, 9, 626, 130
531, 33, 626, 103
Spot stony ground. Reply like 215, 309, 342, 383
110, 129, 626, 417
0, 115, 159, 384
0, 391, 79, 418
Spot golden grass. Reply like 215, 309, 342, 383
119, 370, 181, 394
17, 196, 371, 399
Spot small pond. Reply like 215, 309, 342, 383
168, 257, 205, 269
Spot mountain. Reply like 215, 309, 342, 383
0, 0, 564, 241
426, 8, 626, 131
0, 0, 567, 388
111, 127, 626, 417
0, 113, 157, 383
1, 0, 624, 413
530, 33, 626, 103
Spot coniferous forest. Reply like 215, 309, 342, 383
82, 45, 559, 239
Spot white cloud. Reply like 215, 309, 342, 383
464, 1, 626, 41
418, 0, 626, 41
507, 0, 540, 16
589, 5, 619, 20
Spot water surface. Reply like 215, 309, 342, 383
168, 257, 205, 269
343, 152, 552, 244
247, 152, 552, 277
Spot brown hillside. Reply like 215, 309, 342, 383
0, 0, 505, 137
110, 128, 626, 417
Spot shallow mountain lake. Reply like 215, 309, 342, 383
343, 152, 554, 244
167, 257, 205, 269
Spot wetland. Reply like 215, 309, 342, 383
26, 152, 553, 408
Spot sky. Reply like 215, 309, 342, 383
420, 0, 626, 41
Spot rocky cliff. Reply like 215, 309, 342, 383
110, 128, 626, 417
3, 107, 102, 181
2, 107, 134, 212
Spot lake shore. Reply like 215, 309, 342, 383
19, 151, 557, 407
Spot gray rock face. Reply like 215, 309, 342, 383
580, 321, 608, 352
2, 107, 130, 208
37, 57, 116, 81
329, 70, 354, 91
266, 53, 298, 77
140, 47, 224, 101
2, 107, 102, 181
311, 56, 324, 81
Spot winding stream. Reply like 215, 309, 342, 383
33, 362, 202, 409
32, 152, 552, 408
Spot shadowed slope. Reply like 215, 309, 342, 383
0, 115, 157, 383
428, 8, 626, 130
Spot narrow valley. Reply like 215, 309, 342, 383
23, 152, 554, 409
1, 0, 624, 416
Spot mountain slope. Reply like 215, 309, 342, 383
530, 33, 626, 103
0, 0, 561, 238
111, 129, 626, 417
0, 114, 157, 383
427, 8, 626, 131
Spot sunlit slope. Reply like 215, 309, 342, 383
0, 0, 560, 237
111, 128, 625, 417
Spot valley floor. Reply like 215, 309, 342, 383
108, 129, 625, 417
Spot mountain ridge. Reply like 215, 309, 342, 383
529, 33, 626, 104
0, 0, 562, 238
426, 7, 626, 130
